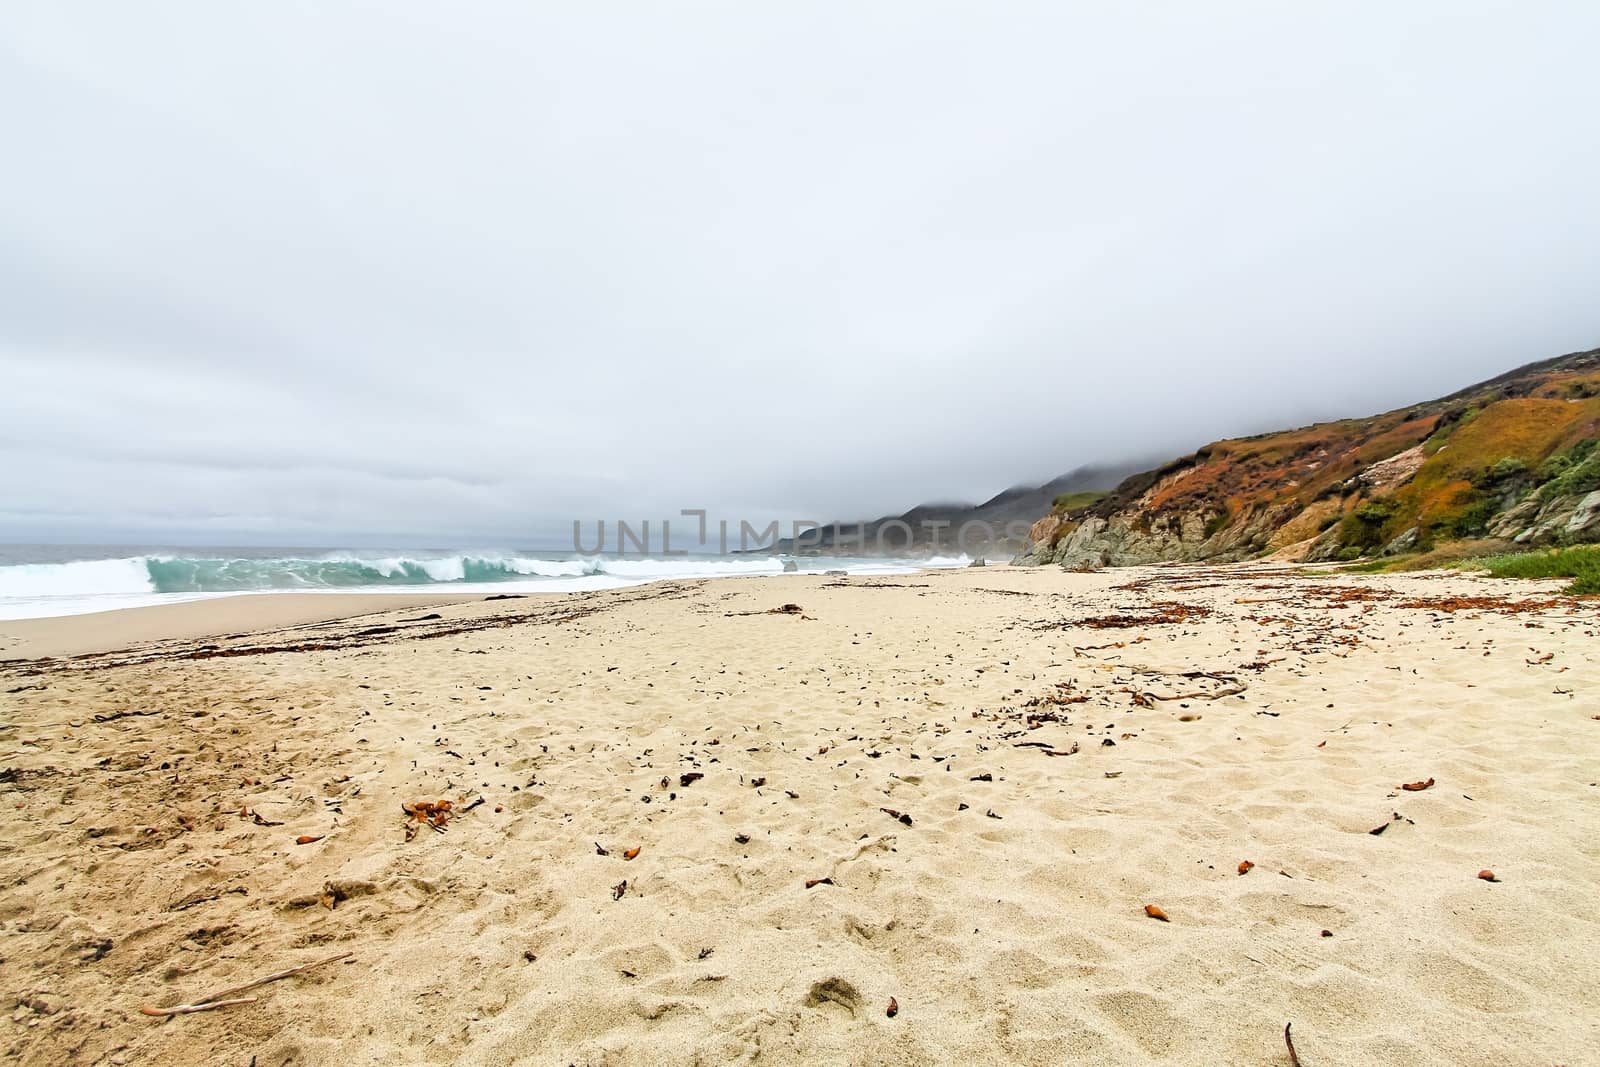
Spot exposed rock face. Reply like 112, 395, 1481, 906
1028, 513, 1062, 546
1357, 444, 1426, 492
1267, 498, 1340, 552
1570, 490, 1600, 537
1495, 489, 1600, 545
1016, 500, 1301, 568
1014, 347, 1600, 568
1380, 526, 1420, 557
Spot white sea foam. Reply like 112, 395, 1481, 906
0, 557, 156, 599
0, 551, 969, 620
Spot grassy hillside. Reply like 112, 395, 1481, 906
1050, 490, 1106, 514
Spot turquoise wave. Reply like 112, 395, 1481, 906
140, 556, 588, 593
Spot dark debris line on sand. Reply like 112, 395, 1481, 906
0, 581, 702, 675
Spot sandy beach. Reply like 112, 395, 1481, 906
2, 564, 1597, 1066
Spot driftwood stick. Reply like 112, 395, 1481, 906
139, 951, 352, 1018
139, 996, 258, 1018
1284, 1021, 1304, 1067
202, 950, 354, 1002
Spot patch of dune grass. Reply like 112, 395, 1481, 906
1466, 544, 1600, 595
1337, 539, 1513, 574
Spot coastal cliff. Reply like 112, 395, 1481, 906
1015, 348, 1600, 568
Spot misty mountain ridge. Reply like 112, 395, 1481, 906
767, 462, 1151, 557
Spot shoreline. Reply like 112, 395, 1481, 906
0, 557, 967, 660
0, 560, 973, 662
0, 591, 483, 661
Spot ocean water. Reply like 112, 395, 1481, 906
0, 545, 966, 621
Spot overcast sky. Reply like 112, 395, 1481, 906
3, 2, 1597, 546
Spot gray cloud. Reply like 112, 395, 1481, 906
3, 2, 1597, 545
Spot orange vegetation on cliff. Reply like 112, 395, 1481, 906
1030, 347, 1600, 566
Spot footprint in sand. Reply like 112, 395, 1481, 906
804, 977, 864, 1017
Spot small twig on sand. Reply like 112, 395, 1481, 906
724, 603, 809, 618
1146, 683, 1248, 702
139, 951, 353, 1018
92, 708, 161, 724
1284, 1022, 1303, 1067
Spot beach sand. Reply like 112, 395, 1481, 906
1, 565, 1596, 1065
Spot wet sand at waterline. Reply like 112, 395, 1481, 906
2, 565, 1596, 1065
0, 593, 477, 661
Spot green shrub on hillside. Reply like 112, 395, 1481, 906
1337, 496, 1398, 553
1485, 456, 1528, 483
1538, 439, 1600, 502
1450, 492, 1497, 537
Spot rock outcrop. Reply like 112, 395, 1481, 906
1493, 489, 1600, 545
